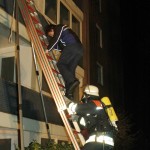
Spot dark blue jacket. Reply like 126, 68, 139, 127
47, 24, 81, 51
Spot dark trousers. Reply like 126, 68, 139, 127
81, 142, 114, 150
57, 43, 83, 89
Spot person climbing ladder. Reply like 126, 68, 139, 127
45, 24, 83, 100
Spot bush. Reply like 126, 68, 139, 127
23, 140, 74, 150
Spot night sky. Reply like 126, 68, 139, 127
120, 0, 150, 148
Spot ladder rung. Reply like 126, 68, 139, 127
31, 15, 39, 24
26, 0, 33, 5
27, 4, 35, 13
40, 40, 48, 47
36, 28, 44, 35
46, 54, 54, 61
57, 83, 65, 88
73, 130, 80, 135
51, 68, 59, 74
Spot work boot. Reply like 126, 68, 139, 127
65, 79, 80, 99
66, 93, 74, 101
67, 79, 80, 94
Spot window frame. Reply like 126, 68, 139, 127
96, 23, 103, 48
97, 62, 104, 86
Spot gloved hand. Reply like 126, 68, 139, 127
45, 49, 50, 54
67, 102, 77, 114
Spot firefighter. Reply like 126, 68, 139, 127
68, 85, 116, 150
45, 24, 83, 100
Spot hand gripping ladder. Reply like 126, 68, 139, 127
17, 0, 85, 149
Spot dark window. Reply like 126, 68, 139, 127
1, 57, 15, 82
72, 15, 80, 37
0, 0, 25, 25
45, 0, 57, 24
95, 0, 102, 13
42, 72, 50, 93
0, 139, 11, 150
60, 2, 69, 26
97, 62, 103, 86
58, 140, 68, 144
96, 26, 100, 48
0, 0, 14, 13
41, 138, 54, 147
0, 0, 5, 9
72, 0, 82, 10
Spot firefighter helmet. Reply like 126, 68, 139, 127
84, 85, 99, 96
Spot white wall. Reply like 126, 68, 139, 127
0, 45, 40, 91
0, 112, 68, 150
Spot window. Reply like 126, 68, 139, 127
72, 15, 80, 37
96, 24, 102, 48
99, 0, 102, 13
44, 0, 83, 68
44, 0, 82, 40
60, 2, 69, 26
42, 72, 50, 93
96, 0, 102, 13
1, 57, 15, 82
0, 139, 11, 150
45, 0, 57, 23
0, 0, 5, 9
41, 138, 54, 147
97, 62, 103, 86
0, 0, 14, 15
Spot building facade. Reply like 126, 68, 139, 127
0, 0, 124, 149
0, 0, 84, 149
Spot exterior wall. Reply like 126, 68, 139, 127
82, 0, 124, 108
0, 76, 69, 148
0, 0, 85, 147
0, 112, 68, 150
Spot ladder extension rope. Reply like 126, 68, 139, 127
8, 0, 16, 43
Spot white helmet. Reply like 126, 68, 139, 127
84, 85, 99, 97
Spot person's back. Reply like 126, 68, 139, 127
60, 25, 81, 46
68, 85, 116, 149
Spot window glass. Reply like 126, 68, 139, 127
45, 0, 57, 23
96, 0, 102, 13
72, 16, 83, 67
99, 0, 102, 13
72, 15, 80, 37
42, 72, 50, 93
60, 2, 69, 26
97, 62, 103, 86
0, 0, 5, 9
1, 57, 14, 82
96, 27, 100, 47
96, 24, 102, 48
0, 0, 14, 14
41, 138, 54, 147
72, 0, 82, 10
0, 139, 11, 150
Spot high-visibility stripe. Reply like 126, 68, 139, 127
86, 135, 114, 146
92, 100, 102, 107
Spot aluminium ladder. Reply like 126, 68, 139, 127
17, 0, 85, 149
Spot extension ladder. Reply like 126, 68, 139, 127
17, 0, 85, 149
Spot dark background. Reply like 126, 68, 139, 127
121, 0, 150, 148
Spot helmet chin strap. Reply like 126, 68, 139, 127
81, 92, 90, 103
